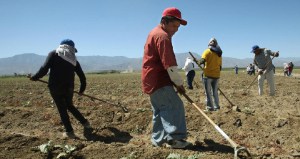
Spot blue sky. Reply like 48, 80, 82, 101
0, 0, 299, 59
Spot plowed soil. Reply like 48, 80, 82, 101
0, 71, 299, 159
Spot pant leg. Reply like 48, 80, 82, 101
187, 70, 195, 89
211, 79, 220, 109
65, 88, 88, 124
257, 74, 265, 96
50, 90, 73, 132
266, 71, 275, 96
203, 78, 213, 109
150, 86, 187, 146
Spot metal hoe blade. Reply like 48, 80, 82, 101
182, 93, 252, 159
234, 146, 252, 159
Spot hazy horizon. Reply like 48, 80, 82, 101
1, 1, 299, 59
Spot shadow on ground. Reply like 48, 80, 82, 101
84, 127, 132, 143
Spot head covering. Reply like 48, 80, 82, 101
208, 38, 218, 47
56, 39, 77, 66
162, 7, 187, 25
185, 57, 193, 63
60, 39, 77, 52
251, 45, 259, 53
208, 38, 222, 57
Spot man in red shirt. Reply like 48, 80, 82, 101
141, 7, 191, 149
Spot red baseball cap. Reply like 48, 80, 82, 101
162, 7, 187, 25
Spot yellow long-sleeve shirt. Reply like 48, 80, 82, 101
201, 48, 222, 78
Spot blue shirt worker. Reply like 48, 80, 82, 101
251, 45, 279, 96
234, 65, 238, 74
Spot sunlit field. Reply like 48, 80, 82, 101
0, 69, 299, 158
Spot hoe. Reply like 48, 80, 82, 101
182, 93, 252, 159
188, 52, 235, 107
27, 76, 128, 112
242, 56, 276, 96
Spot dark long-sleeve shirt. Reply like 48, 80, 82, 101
32, 50, 86, 93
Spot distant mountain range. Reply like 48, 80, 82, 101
0, 53, 299, 75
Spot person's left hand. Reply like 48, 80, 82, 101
274, 51, 279, 57
78, 91, 84, 96
258, 69, 264, 75
27, 74, 38, 81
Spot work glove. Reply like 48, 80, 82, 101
274, 52, 279, 57
258, 69, 264, 75
198, 58, 205, 65
263, 70, 267, 74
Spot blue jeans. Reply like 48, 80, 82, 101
149, 86, 187, 146
203, 77, 220, 110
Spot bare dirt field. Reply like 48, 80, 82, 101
0, 70, 299, 159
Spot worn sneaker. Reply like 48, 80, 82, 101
214, 107, 220, 111
62, 131, 76, 139
204, 108, 214, 112
166, 140, 192, 149
150, 138, 162, 147
83, 121, 92, 129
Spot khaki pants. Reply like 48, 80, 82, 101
258, 70, 275, 96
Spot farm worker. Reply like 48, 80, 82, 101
288, 61, 294, 76
30, 39, 91, 139
198, 38, 222, 111
234, 65, 238, 74
246, 65, 251, 75
283, 63, 289, 76
182, 57, 196, 89
250, 63, 255, 75
251, 45, 279, 96
141, 7, 191, 149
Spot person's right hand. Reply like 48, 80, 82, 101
258, 69, 264, 75
27, 74, 32, 79
175, 85, 186, 95
78, 91, 84, 96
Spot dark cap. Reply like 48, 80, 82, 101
60, 39, 77, 52
251, 45, 259, 53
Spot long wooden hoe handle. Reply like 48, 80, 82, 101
182, 93, 238, 148
188, 52, 234, 107
246, 56, 275, 90
30, 78, 128, 112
